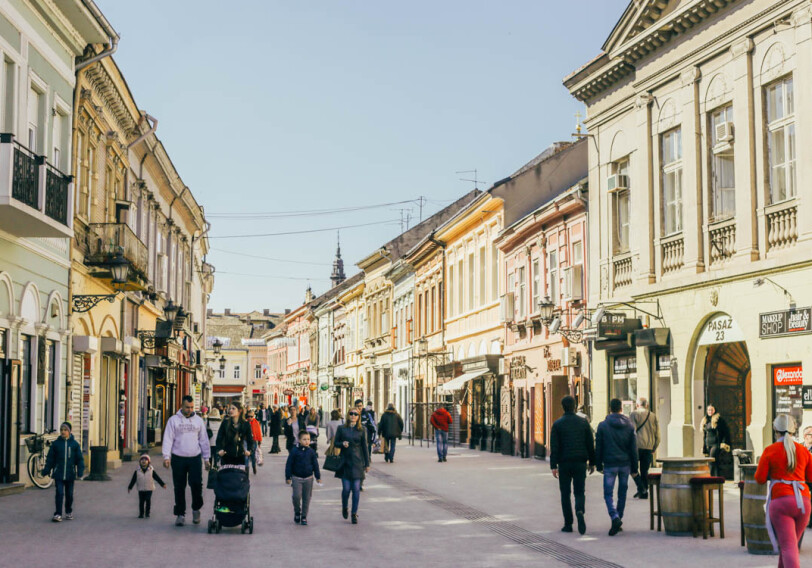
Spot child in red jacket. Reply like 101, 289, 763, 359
246, 409, 263, 474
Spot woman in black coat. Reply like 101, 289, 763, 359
701, 404, 731, 477
269, 405, 282, 454
283, 405, 307, 452
334, 408, 370, 524
216, 402, 255, 469
377, 403, 404, 463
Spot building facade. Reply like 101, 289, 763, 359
565, 0, 812, 474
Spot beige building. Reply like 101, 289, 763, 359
565, 0, 812, 474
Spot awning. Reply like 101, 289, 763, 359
438, 370, 487, 394
213, 385, 244, 394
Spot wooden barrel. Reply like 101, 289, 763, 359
658, 457, 711, 536
741, 464, 777, 555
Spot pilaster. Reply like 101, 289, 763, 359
793, 6, 812, 242
679, 66, 704, 273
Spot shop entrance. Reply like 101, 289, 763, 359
703, 341, 751, 476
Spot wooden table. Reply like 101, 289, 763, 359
657, 457, 713, 536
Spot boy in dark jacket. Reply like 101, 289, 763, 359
595, 399, 639, 536
285, 431, 321, 525
550, 396, 595, 535
128, 454, 167, 518
42, 422, 85, 522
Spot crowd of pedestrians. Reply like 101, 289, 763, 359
38, 393, 812, 568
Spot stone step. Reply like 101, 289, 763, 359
0, 483, 25, 497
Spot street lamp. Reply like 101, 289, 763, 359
164, 300, 180, 322
538, 297, 556, 325
368, 352, 377, 366
72, 252, 131, 313
219, 355, 226, 370
212, 338, 223, 355
108, 252, 130, 290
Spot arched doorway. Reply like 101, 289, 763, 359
700, 320, 752, 479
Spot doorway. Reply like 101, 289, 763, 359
1, 359, 21, 483
703, 341, 751, 479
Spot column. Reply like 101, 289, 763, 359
793, 6, 812, 242
635, 93, 656, 284
680, 66, 704, 273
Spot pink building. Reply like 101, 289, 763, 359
496, 183, 589, 459
283, 301, 313, 406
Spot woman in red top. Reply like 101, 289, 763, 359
755, 414, 812, 568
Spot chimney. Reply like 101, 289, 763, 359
263, 309, 270, 317
284, 308, 291, 315
224, 308, 231, 316
206, 308, 212, 317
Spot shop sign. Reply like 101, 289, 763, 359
612, 355, 637, 378
510, 356, 527, 380
697, 314, 745, 345
773, 365, 804, 423
802, 386, 812, 410
320, 383, 329, 391
759, 307, 812, 339
598, 313, 626, 339
773, 365, 803, 386
547, 359, 562, 372
308, 382, 317, 392
193, 383, 201, 411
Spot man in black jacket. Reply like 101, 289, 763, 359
595, 398, 639, 536
550, 395, 595, 535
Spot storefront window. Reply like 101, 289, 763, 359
611, 354, 637, 413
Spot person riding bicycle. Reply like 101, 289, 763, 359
42, 422, 84, 522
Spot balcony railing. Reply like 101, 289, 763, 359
612, 254, 633, 289
0, 134, 72, 237
11, 141, 40, 209
708, 219, 736, 265
45, 164, 70, 225
84, 223, 149, 278
661, 234, 684, 275
766, 200, 798, 251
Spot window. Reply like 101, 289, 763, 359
467, 252, 474, 311
517, 266, 526, 318
255, 365, 262, 379
2, 58, 15, 132
548, 250, 558, 304
710, 106, 735, 220
448, 264, 454, 318
27, 85, 42, 152
52, 111, 64, 170
87, 146, 95, 217
75, 133, 85, 216
507, 271, 515, 314
430, 286, 436, 332
661, 128, 683, 235
457, 259, 463, 314
532, 259, 540, 312
613, 161, 631, 253
217, 368, 225, 379
766, 77, 796, 203
478, 246, 486, 306
491, 242, 498, 301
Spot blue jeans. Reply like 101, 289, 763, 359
435, 430, 448, 459
341, 478, 361, 514
385, 437, 397, 461
54, 479, 74, 516
602, 466, 630, 520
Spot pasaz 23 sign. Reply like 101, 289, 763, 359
774, 365, 803, 386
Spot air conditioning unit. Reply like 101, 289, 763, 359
607, 174, 630, 193
562, 347, 580, 367
499, 293, 515, 323
562, 265, 583, 302
715, 121, 734, 144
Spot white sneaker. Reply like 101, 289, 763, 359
192, 510, 201, 524
175, 515, 185, 526
64, 513, 73, 521
52, 514, 62, 522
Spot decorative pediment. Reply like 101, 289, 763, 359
603, 0, 679, 54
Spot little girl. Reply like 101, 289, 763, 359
128, 454, 167, 518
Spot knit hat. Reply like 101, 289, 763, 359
139, 453, 150, 463
60, 421, 72, 432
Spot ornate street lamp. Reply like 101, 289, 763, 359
164, 300, 180, 322
538, 297, 556, 325
212, 338, 223, 355
368, 352, 377, 366
219, 355, 226, 370
72, 252, 130, 313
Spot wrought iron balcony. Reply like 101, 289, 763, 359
0, 134, 73, 237
81, 223, 149, 288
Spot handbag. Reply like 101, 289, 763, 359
323, 454, 342, 472
206, 466, 218, 490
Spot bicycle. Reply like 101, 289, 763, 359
26, 432, 54, 489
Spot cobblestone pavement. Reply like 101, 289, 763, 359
0, 438, 805, 567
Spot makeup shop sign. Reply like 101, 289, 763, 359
759, 307, 812, 339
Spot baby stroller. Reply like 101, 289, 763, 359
208, 464, 253, 534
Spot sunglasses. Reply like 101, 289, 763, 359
348, 412, 359, 416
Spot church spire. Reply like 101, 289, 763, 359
330, 231, 346, 288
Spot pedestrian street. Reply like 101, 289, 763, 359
1, 437, 805, 568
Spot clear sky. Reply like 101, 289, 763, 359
96, 0, 628, 313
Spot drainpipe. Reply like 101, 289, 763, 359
427, 233, 447, 440
75, 0, 119, 72
127, 113, 158, 150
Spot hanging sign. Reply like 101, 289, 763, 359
773, 365, 804, 423
598, 313, 626, 339
802, 386, 812, 410
308, 382, 317, 392
697, 314, 745, 345
760, 307, 812, 339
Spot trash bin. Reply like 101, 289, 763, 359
733, 449, 754, 483
85, 445, 111, 481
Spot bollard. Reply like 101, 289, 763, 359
84, 445, 111, 481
